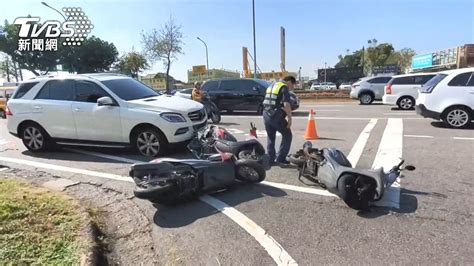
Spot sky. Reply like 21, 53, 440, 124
1, 0, 473, 81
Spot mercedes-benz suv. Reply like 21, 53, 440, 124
6, 73, 207, 157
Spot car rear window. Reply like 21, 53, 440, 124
414, 75, 436, 85
368, 77, 391, 84
36, 80, 74, 101
420, 73, 448, 93
390, 76, 415, 85
12, 82, 39, 99
448, 72, 474, 87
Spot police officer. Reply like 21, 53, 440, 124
262, 76, 296, 166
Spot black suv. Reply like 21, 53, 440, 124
202, 78, 270, 114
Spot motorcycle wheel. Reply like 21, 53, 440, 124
238, 149, 261, 161
133, 183, 175, 200
210, 111, 221, 124
337, 174, 375, 210
235, 159, 266, 183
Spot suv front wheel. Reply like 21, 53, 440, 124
21, 123, 53, 152
132, 127, 167, 157
359, 93, 374, 105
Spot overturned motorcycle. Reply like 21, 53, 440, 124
194, 123, 268, 167
130, 138, 267, 204
287, 141, 415, 210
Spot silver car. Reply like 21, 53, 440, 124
350, 76, 392, 104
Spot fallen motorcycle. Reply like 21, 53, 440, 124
194, 124, 267, 166
287, 141, 415, 210
202, 93, 221, 124
130, 143, 266, 204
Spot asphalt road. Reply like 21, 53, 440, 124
1, 102, 473, 265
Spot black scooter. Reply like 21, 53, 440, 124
288, 141, 415, 210
130, 138, 266, 204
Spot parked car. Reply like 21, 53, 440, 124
350, 76, 392, 104
0, 86, 16, 118
338, 82, 352, 90
310, 82, 321, 90
201, 78, 271, 114
416, 68, 474, 128
174, 88, 193, 99
320, 82, 337, 90
382, 73, 436, 110
6, 73, 207, 157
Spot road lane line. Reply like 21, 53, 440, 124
200, 195, 298, 265
222, 116, 424, 120
260, 181, 337, 197
404, 135, 434, 138
453, 137, 474, 140
0, 156, 132, 182
371, 118, 403, 209
60, 150, 299, 265
347, 119, 378, 167
383, 112, 416, 115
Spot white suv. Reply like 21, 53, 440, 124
416, 68, 474, 128
6, 74, 207, 157
382, 73, 436, 110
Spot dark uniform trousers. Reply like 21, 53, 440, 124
263, 109, 292, 163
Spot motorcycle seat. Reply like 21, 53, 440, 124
327, 148, 352, 168
214, 139, 261, 154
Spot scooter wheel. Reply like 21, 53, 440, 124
235, 159, 266, 183
211, 112, 221, 124
133, 183, 176, 200
337, 174, 373, 210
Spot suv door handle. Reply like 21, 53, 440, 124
74, 107, 83, 112
33, 105, 42, 110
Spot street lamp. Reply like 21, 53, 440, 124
252, 0, 257, 79
324, 62, 327, 83
196, 37, 209, 80
41, 2, 66, 21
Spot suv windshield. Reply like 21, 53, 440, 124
101, 78, 160, 101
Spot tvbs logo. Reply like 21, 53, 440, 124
13, 7, 94, 52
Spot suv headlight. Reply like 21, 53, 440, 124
160, 112, 186, 123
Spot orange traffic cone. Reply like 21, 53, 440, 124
304, 109, 319, 140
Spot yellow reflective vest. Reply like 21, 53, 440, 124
263, 81, 286, 108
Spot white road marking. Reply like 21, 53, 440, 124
453, 137, 474, 140
0, 156, 132, 182
200, 195, 298, 265
347, 119, 378, 167
371, 118, 403, 209
260, 181, 337, 198
52, 150, 298, 265
0, 167, 9, 172
224, 116, 423, 120
227, 128, 245, 134
404, 135, 434, 138
383, 112, 416, 115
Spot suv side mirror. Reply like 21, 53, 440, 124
97, 96, 114, 106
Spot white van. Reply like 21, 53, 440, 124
416, 68, 474, 128
382, 73, 436, 110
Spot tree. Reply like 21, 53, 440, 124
0, 55, 17, 82
60, 36, 118, 73
142, 17, 183, 93
0, 22, 59, 76
116, 51, 149, 78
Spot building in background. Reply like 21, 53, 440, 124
188, 67, 240, 83
140, 73, 178, 90
411, 44, 474, 72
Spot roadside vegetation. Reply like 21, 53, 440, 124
0, 179, 89, 264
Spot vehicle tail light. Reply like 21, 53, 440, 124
385, 84, 392, 94
5, 106, 12, 116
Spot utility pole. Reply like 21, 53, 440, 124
252, 0, 257, 79
196, 37, 209, 79
324, 62, 327, 83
